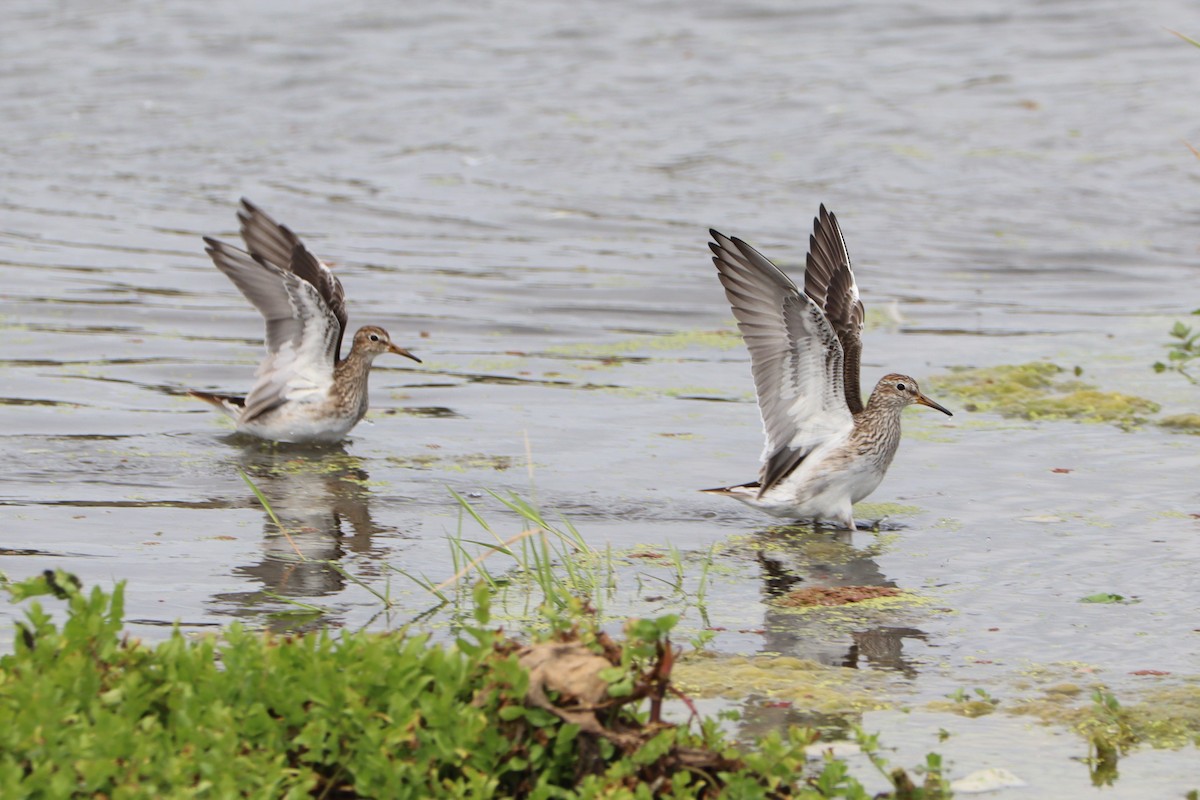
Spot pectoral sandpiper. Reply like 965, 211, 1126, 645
189, 199, 421, 443
702, 206, 951, 530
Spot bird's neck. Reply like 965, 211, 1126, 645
860, 390, 898, 418
854, 393, 905, 461
331, 345, 375, 413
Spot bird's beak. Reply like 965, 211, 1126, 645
915, 392, 952, 416
389, 343, 422, 363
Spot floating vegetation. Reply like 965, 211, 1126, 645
930, 362, 1160, 425
929, 687, 1002, 718
1159, 413, 1200, 435
852, 502, 922, 520
386, 452, 514, 471
1078, 593, 1138, 605
774, 586, 902, 608
1006, 671, 1200, 754
546, 328, 742, 358
381, 405, 464, 418
672, 654, 890, 715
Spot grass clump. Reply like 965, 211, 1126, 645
930, 362, 1159, 425
0, 570, 947, 799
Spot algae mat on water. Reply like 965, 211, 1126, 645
929, 362, 1160, 425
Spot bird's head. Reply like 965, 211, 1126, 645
353, 325, 422, 363
872, 373, 952, 416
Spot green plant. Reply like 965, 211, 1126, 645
1079, 688, 1138, 788
856, 730, 952, 799
1152, 312, 1200, 384
390, 489, 719, 638
944, 687, 1000, 718
1, 571, 943, 799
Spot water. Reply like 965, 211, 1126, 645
3, 0, 1199, 795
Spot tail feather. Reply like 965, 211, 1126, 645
187, 390, 246, 420
699, 481, 761, 496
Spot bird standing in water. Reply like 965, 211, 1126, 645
703, 206, 951, 530
189, 199, 421, 443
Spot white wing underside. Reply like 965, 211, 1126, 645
204, 239, 342, 422
710, 230, 855, 492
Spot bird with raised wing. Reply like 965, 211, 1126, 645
702, 206, 951, 530
189, 199, 421, 443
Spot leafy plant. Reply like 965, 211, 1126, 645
944, 686, 1001, 718
0, 571, 940, 799
1152, 312, 1200, 384
1080, 688, 1138, 788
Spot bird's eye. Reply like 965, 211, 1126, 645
896, 382, 907, 392
369, 333, 381, 342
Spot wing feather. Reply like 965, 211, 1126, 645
802, 206, 865, 413
710, 229, 855, 493
203, 236, 341, 423
237, 199, 349, 361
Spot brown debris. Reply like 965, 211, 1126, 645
775, 585, 902, 607
518, 642, 628, 742
505, 631, 749, 795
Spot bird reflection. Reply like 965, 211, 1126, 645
213, 441, 394, 618
730, 524, 930, 742
752, 524, 926, 676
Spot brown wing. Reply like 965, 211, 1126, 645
237, 199, 349, 361
802, 205, 865, 414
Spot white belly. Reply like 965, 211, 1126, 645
728, 440, 889, 524
236, 397, 363, 443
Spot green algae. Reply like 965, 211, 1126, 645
673, 653, 891, 714
1159, 413, 1200, 434
1009, 681, 1200, 751
929, 362, 1159, 425
546, 328, 742, 358
744, 528, 883, 566
386, 453, 514, 472
989, 661, 1200, 753
232, 451, 371, 483
927, 695, 1000, 719
853, 502, 921, 519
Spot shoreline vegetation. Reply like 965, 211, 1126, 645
4, 483, 1197, 797
0, 570, 949, 799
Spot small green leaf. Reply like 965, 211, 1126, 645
497, 705, 525, 721
1079, 592, 1125, 603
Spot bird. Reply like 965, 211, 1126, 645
702, 205, 951, 530
188, 199, 421, 443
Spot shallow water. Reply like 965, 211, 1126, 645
3, 0, 1200, 795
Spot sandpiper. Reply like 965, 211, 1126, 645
189, 199, 421, 443
702, 205, 952, 530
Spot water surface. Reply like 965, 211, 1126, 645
3, 0, 1199, 795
